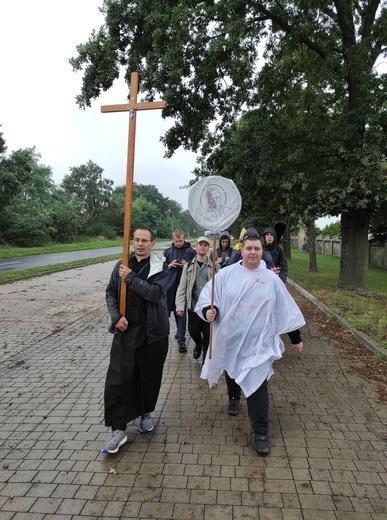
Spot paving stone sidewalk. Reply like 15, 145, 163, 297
0, 261, 386, 520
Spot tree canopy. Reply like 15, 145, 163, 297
0, 131, 196, 246
71, 1, 387, 290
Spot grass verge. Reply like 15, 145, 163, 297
0, 239, 124, 259
0, 255, 121, 283
288, 250, 387, 352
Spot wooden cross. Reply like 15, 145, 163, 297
101, 72, 166, 315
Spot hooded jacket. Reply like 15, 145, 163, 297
263, 227, 288, 283
210, 231, 234, 267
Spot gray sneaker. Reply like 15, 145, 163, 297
140, 413, 154, 433
101, 430, 127, 454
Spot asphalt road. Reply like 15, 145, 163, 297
0, 241, 171, 273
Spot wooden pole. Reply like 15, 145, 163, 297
119, 74, 138, 315
208, 233, 218, 359
101, 72, 166, 316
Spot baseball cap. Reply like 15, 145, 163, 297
242, 227, 259, 239
196, 236, 210, 245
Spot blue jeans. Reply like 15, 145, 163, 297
174, 311, 186, 343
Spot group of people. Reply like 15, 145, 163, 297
101, 224, 305, 457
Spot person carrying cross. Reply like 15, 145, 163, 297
101, 226, 169, 454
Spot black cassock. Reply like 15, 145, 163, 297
104, 257, 169, 429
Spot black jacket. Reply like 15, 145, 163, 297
210, 231, 234, 267
163, 240, 196, 312
263, 227, 288, 283
106, 253, 169, 342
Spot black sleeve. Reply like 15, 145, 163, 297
202, 305, 219, 320
287, 329, 302, 344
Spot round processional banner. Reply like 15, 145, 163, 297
188, 176, 242, 230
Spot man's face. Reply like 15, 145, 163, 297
196, 241, 209, 256
220, 237, 229, 249
133, 229, 154, 259
173, 234, 185, 248
265, 233, 275, 245
241, 238, 263, 269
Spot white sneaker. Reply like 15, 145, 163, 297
140, 413, 154, 433
101, 430, 127, 453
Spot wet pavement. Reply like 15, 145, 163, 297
0, 260, 386, 519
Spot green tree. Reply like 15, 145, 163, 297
71, 1, 387, 291
321, 222, 341, 237
0, 125, 6, 155
0, 147, 56, 246
107, 183, 185, 238
131, 196, 159, 231
134, 184, 170, 214
16, 148, 54, 204
49, 188, 84, 242
2, 201, 54, 247
61, 160, 114, 235
0, 148, 34, 211
106, 184, 125, 236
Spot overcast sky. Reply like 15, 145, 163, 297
0, 0, 335, 227
0, 0, 198, 210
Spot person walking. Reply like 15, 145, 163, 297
210, 231, 234, 267
164, 229, 196, 352
175, 236, 219, 362
263, 226, 288, 283
224, 228, 275, 269
195, 234, 304, 456
101, 226, 169, 454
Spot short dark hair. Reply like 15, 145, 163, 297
242, 235, 262, 246
133, 226, 155, 241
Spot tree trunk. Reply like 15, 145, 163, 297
283, 227, 291, 260
338, 210, 370, 291
307, 221, 318, 273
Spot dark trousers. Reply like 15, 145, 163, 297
187, 309, 210, 358
225, 372, 269, 436
174, 310, 187, 343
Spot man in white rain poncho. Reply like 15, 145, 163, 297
195, 235, 305, 456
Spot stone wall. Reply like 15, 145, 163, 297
290, 229, 386, 269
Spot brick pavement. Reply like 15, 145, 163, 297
0, 261, 386, 520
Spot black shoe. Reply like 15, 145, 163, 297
227, 397, 240, 416
193, 344, 202, 359
178, 342, 187, 353
255, 435, 270, 456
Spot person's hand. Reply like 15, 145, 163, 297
206, 308, 217, 322
115, 316, 128, 331
271, 267, 280, 275
176, 310, 184, 317
119, 264, 131, 279
169, 259, 183, 268
292, 342, 303, 353
216, 257, 222, 264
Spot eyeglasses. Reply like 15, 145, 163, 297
134, 238, 151, 244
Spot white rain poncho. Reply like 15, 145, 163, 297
195, 260, 305, 397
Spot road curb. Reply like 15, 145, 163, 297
287, 278, 386, 358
